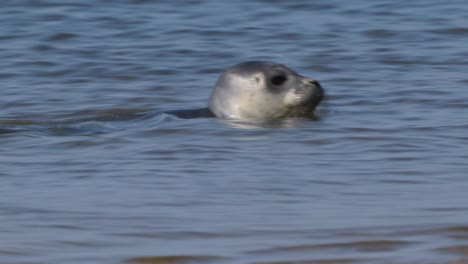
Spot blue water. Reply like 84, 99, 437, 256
1, 1, 468, 263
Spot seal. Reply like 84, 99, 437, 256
208, 61, 323, 119
167, 61, 323, 119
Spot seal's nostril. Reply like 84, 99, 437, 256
309, 79, 320, 86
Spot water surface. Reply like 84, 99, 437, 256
1, 1, 468, 263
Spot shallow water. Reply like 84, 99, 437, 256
1, 1, 468, 263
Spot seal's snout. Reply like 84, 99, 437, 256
303, 78, 323, 92
315, 82, 324, 99
303, 78, 324, 109
306, 78, 324, 101
316, 85, 324, 105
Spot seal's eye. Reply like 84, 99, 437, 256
271, 75, 287, 86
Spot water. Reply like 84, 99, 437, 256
1, 1, 468, 263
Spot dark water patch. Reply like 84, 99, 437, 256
377, 56, 427, 66
72, 48, 101, 57
429, 226, 468, 240
303, 138, 335, 146
340, 8, 367, 16
307, 180, 353, 186
252, 258, 364, 264
0, 249, 26, 256
44, 224, 90, 231
380, 225, 468, 241
385, 156, 424, 162
0, 110, 147, 137
112, 30, 151, 39
23, 1, 93, 9
32, 43, 56, 52
440, 227, 468, 233
147, 85, 172, 92
251, 240, 414, 254
50, 138, 111, 148
52, 240, 101, 248
277, 32, 304, 41
163, 29, 194, 35
39, 123, 122, 136
0, 34, 19, 41
125, 255, 226, 264
370, 11, 401, 17
437, 245, 468, 256
287, 3, 336, 11
130, 0, 162, 4
146, 69, 178, 76
27, 60, 57, 67
46, 32, 78, 42
113, 231, 239, 239
39, 13, 67, 22
14, 55, 52, 69
372, 47, 394, 53
197, 29, 243, 38
114, 74, 139, 81
379, 179, 425, 184
137, 127, 203, 138
95, 15, 128, 25
170, 49, 196, 55
318, 32, 341, 39
0, 128, 18, 135
255, 0, 336, 11
423, 208, 468, 213
363, 29, 398, 38
429, 27, 468, 36
57, 108, 151, 122
0, 119, 39, 126
33, 69, 75, 78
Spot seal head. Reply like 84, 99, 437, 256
208, 61, 323, 119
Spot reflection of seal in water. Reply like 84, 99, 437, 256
168, 61, 324, 119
